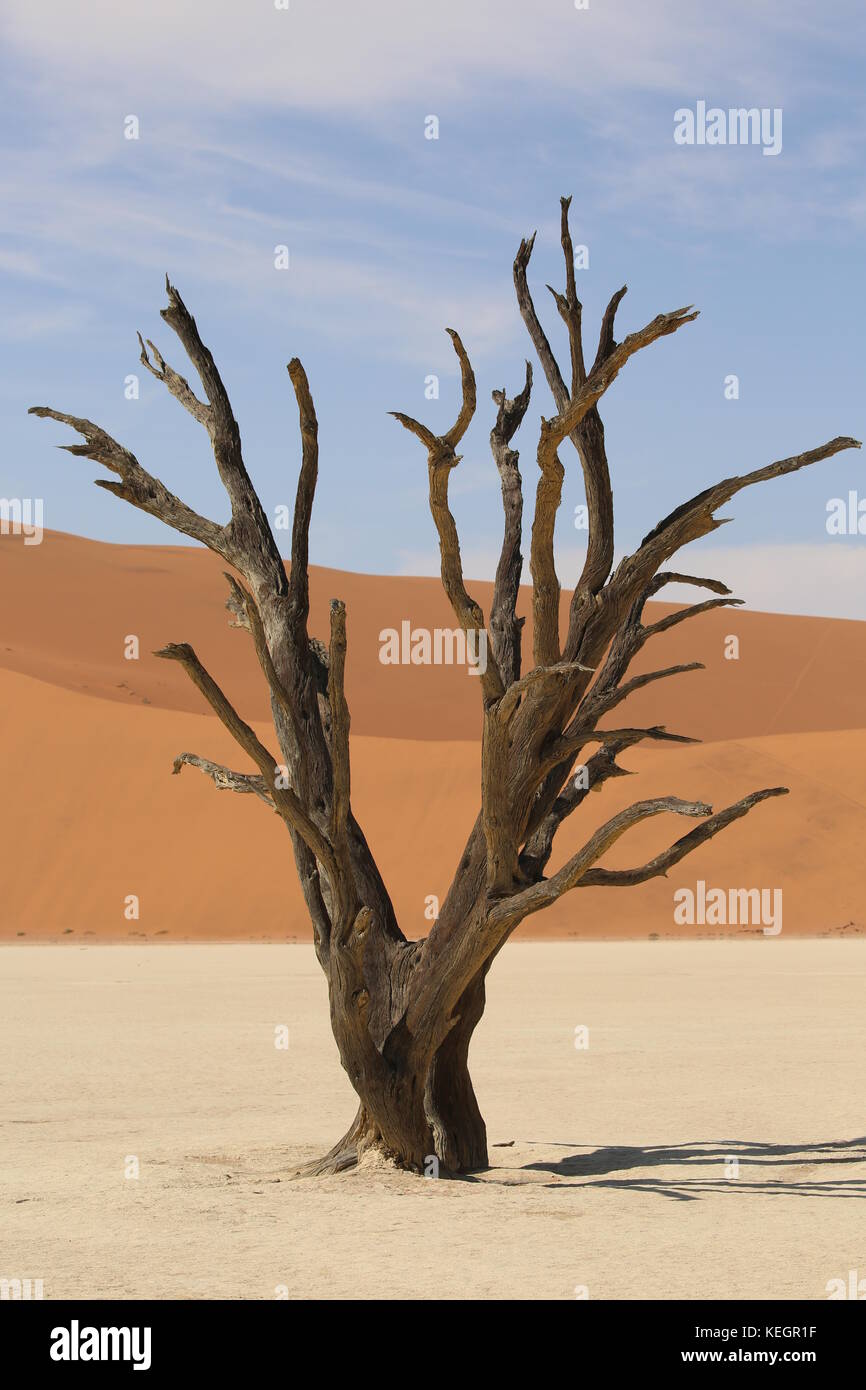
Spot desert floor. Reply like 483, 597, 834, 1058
3, 940, 864, 1301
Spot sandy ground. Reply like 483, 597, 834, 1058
2, 941, 864, 1301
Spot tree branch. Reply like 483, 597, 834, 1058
515, 209, 695, 649
513, 232, 569, 412
518, 207, 697, 668
489, 361, 532, 686
31, 282, 399, 969
154, 641, 339, 884
158, 280, 283, 579
576, 787, 788, 887
574, 577, 740, 730
222, 573, 300, 735
415, 780, 775, 1041
328, 599, 351, 850
481, 703, 518, 895
137, 332, 210, 426
391, 330, 504, 701
518, 739, 635, 881
498, 659, 596, 725
643, 595, 743, 640
529, 436, 565, 666
645, 571, 732, 599
27, 407, 227, 554
542, 304, 699, 460
171, 752, 275, 807
590, 661, 705, 719
442, 328, 476, 448
514, 428, 855, 918
515, 209, 618, 639
607, 438, 862, 626
525, 723, 697, 852
546, 723, 698, 773
591, 285, 628, 375
286, 357, 319, 637
490, 795, 716, 930
553, 194, 585, 394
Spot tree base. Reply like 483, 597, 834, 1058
292, 1098, 489, 1179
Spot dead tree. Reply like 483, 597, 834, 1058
30, 198, 860, 1175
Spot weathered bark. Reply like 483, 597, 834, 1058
424, 965, 490, 1171
30, 201, 860, 1175
489, 362, 532, 687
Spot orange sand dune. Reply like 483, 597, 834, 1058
0, 664, 862, 941
2, 529, 864, 941
2, 529, 866, 742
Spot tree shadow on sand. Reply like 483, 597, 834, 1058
500, 1137, 866, 1201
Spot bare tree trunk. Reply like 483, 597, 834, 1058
30, 205, 860, 1177
315, 920, 489, 1173
425, 966, 490, 1171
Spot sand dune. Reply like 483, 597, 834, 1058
2, 529, 866, 741
0, 663, 862, 941
1, 529, 863, 941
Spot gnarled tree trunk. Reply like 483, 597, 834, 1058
31, 203, 860, 1174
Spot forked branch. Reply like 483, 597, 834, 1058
491, 788, 787, 931
517, 198, 698, 667
600, 437, 862, 647
577, 787, 788, 887
27, 407, 226, 555
392, 330, 504, 701
154, 641, 339, 885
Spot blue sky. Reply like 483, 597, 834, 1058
2, 0, 865, 616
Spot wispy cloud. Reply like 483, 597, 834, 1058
0, 303, 93, 341
3, 1, 863, 617
5, 0, 860, 115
